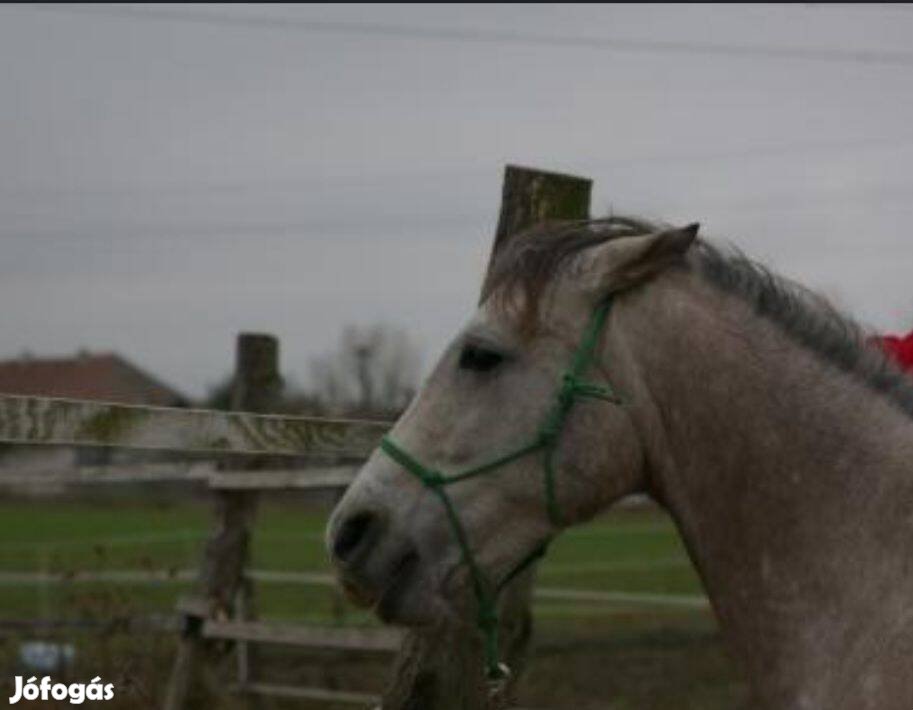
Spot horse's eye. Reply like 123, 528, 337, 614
458, 344, 504, 373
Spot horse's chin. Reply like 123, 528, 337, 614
375, 583, 451, 626
378, 557, 491, 627
375, 566, 456, 626
337, 563, 455, 627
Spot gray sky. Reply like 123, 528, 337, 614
3, 4, 913, 399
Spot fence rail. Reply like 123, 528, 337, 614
0, 463, 359, 489
0, 393, 388, 458
0, 568, 710, 611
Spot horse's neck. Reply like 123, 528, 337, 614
620, 275, 913, 709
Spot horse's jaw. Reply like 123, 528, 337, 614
335, 551, 459, 628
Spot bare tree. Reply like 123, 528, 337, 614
310, 323, 420, 417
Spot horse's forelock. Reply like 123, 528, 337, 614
480, 217, 659, 333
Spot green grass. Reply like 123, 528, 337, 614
0, 498, 744, 708
0, 501, 703, 618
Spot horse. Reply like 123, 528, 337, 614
327, 217, 913, 709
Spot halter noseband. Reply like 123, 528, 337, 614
379, 298, 622, 686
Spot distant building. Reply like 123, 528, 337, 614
0, 351, 188, 407
0, 351, 190, 474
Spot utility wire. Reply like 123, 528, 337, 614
23, 4, 913, 68
5, 135, 913, 198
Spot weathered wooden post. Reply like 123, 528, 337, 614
382, 165, 592, 710
163, 333, 281, 710
489, 165, 592, 274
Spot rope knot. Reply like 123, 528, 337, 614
558, 373, 578, 405
477, 606, 499, 631
419, 470, 447, 488
538, 421, 559, 446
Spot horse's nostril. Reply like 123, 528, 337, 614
333, 511, 376, 562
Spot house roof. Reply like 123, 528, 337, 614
0, 352, 188, 407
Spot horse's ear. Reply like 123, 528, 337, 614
582, 223, 698, 296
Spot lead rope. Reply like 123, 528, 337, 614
378, 298, 622, 689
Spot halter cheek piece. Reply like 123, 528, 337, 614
379, 298, 622, 685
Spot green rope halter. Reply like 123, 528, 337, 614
379, 298, 622, 683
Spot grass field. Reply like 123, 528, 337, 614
0, 497, 745, 709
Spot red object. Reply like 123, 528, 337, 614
872, 331, 913, 373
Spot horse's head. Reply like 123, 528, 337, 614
327, 219, 697, 629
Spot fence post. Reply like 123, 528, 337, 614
489, 164, 592, 277
382, 165, 593, 710
163, 333, 281, 710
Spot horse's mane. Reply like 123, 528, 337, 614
483, 216, 913, 418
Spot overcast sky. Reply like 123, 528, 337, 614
2, 3, 913, 399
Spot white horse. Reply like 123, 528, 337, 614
328, 217, 913, 709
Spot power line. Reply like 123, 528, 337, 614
24, 5, 913, 68
803, 3, 913, 13
5, 180, 913, 245
4, 134, 913, 199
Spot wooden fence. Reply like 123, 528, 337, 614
0, 382, 399, 704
